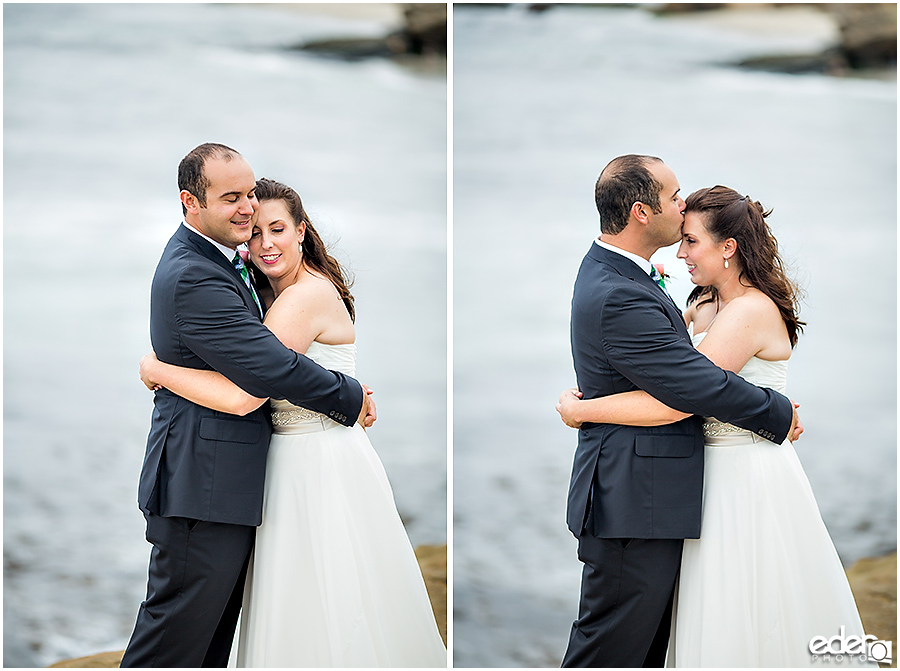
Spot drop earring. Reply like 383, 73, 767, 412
724, 258, 729, 269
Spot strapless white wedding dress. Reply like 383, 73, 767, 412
667, 333, 875, 668
230, 341, 446, 668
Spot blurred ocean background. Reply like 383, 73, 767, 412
3, 3, 446, 667
453, 4, 896, 667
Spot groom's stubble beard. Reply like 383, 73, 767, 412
647, 217, 683, 255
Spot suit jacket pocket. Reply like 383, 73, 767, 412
634, 434, 696, 458
199, 416, 262, 444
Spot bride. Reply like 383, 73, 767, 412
557, 186, 875, 667
139, 178, 446, 667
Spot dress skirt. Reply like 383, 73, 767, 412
667, 430, 874, 668
232, 418, 446, 668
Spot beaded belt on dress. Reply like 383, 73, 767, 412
271, 406, 342, 435
702, 419, 746, 437
702, 419, 766, 444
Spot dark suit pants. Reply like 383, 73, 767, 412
120, 512, 256, 668
562, 535, 682, 668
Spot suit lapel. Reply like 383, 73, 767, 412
174, 224, 263, 319
588, 243, 688, 339
174, 224, 234, 273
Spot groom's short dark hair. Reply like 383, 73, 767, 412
595, 154, 664, 234
178, 143, 241, 215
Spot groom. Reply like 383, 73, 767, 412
562, 155, 799, 667
120, 143, 372, 667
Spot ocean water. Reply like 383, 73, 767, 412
3, 4, 446, 667
453, 5, 896, 667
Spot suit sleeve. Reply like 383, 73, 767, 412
599, 285, 792, 443
172, 266, 363, 426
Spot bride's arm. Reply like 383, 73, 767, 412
140, 353, 267, 416
693, 293, 780, 372
557, 388, 690, 428
557, 294, 782, 429
138, 274, 336, 416
556, 295, 700, 429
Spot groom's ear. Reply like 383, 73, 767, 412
180, 190, 200, 214
631, 201, 649, 225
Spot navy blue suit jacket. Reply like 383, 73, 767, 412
137, 224, 363, 526
567, 243, 792, 539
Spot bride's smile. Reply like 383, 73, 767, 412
677, 211, 735, 287
248, 199, 307, 292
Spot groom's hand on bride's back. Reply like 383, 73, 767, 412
357, 384, 376, 428
789, 400, 804, 442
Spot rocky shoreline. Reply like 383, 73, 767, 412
48, 544, 447, 668
845, 552, 897, 668
727, 3, 897, 78
288, 3, 446, 63
466, 3, 895, 79
49, 549, 893, 668
652, 3, 896, 78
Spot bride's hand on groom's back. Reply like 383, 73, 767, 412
357, 384, 376, 429
557, 388, 584, 429
789, 400, 804, 442
139, 352, 163, 391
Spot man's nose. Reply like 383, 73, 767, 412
238, 196, 255, 214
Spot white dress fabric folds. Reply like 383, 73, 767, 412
232, 342, 446, 668
667, 333, 875, 668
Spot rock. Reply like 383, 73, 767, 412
737, 49, 849, 76
49, 544, 448, 668
297, 2, 446, 61
397, 3, 447, 56
657, 3, 897, 76
48, 651, 123, 668
654, 3, 729, 13
845, 552, 897, 666
824, 3, 897, 69
415, 543, 448, 645
298, 36, 398, 61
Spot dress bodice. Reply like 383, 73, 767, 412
691, 332, 789, 441
270, 341, 357, 432
691, 332, 788, 394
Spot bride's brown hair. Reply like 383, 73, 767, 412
685, 185, 805, 347
249, 178, 355, 322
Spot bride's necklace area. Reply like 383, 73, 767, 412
270, 260, 308, 299
700, 281, 766, 341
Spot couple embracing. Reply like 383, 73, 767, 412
559, 155, 875, 667
120, 143, 446, 667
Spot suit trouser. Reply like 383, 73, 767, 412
120, 512, 256, 668
562, 534, 683, 668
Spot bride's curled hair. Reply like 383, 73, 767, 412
249, 178, 356, 322
685, 185, 804, 347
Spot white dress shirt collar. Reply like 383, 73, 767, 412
594, 237, 653, 276
182, 221, 236, 261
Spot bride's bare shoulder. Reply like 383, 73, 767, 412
272, 270, 353, 337
272, 270, 337, 308
264, 269, 354, 348
723, 289, 781, 325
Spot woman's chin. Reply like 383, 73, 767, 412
250, 261, 278, 279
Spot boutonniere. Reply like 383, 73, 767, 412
653, 263, 670, 288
